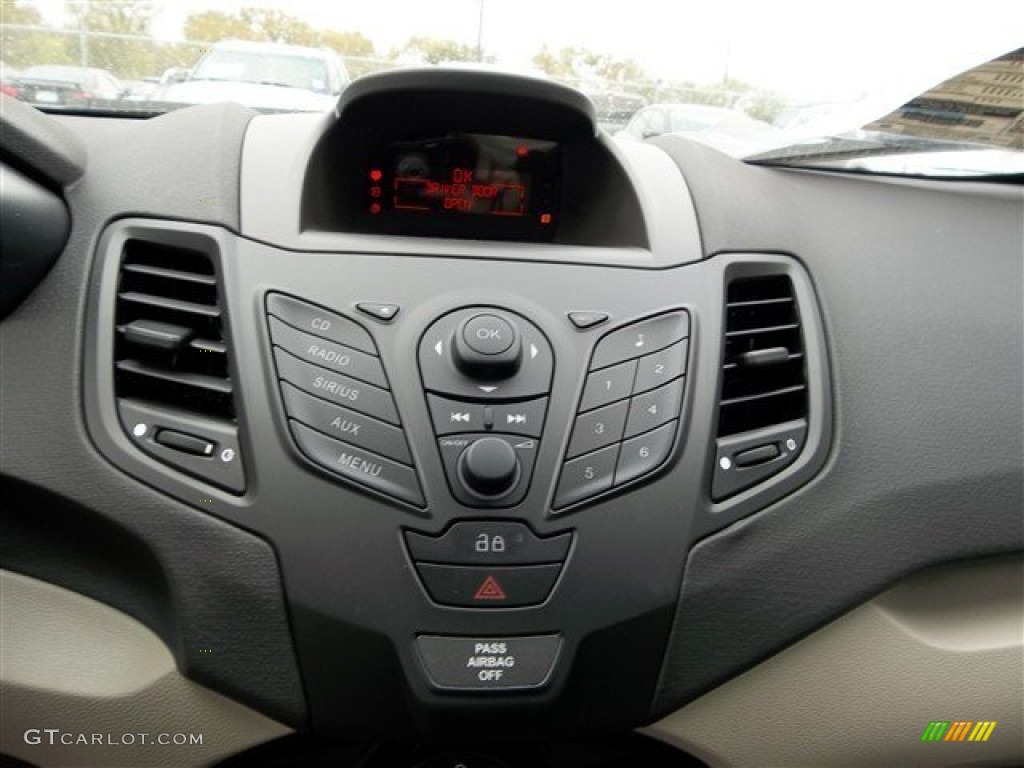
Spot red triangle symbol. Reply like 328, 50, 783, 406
473, 575, 507, 601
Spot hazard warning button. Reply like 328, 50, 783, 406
417, 634, 562, 691
416, 564, 561, 608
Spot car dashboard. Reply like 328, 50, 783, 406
1, 69, 1021, 768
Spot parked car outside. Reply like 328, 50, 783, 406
618, 102, 781, 155
155, 40, 351, 112
14, 65, 123, 108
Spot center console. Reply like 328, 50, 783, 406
82, 68, 833, 742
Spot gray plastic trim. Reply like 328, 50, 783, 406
0, 569, 290, 768
0, 97, 87, 186
0, 163, 70, 318
645, 556, 1024, 768
335, 67, 598, 136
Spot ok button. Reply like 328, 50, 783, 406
463, 314, 515, 355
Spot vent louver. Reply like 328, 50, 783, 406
114, 240, 234, 421
712, 272, 810, 502
717, 274, 807, 437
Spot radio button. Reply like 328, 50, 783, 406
270, 317, 387, 388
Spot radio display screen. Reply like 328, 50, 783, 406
365, 133, 561, 239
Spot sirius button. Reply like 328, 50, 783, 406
274, 349, 399, 425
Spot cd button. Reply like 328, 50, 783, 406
266, 293, 376, 354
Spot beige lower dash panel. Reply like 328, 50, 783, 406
644, 556, 1024, 768
0, 569, 292, 768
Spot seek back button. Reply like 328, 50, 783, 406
416, 635, 562, 691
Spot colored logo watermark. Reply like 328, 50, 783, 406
921, 721, 997, 742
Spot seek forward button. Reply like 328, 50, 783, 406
490, 397, 547, 438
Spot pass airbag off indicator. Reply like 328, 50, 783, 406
416, 634, 562, 691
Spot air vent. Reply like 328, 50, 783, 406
717, 275, 807, 437
112, 237, 245, 494
712, 273, 809, 501
114, 240, 233, 420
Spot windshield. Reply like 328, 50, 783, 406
1, 0, 1020, 177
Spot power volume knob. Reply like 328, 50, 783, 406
453, 313, 522, 380
458, 438, 520, 498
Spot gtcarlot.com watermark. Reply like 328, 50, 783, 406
24, 729, 203, 747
